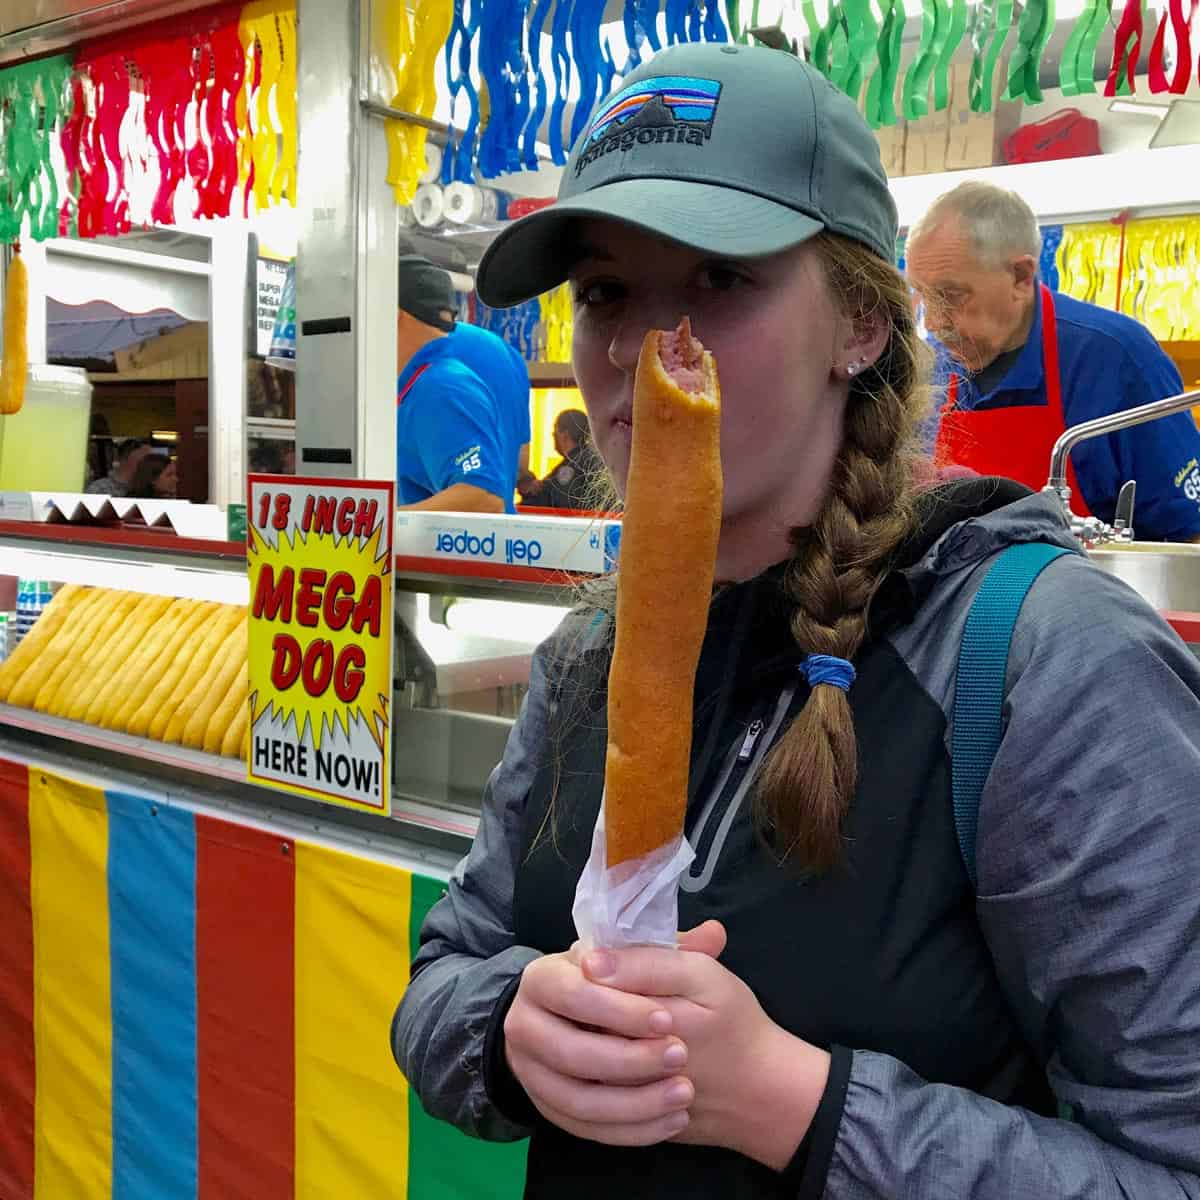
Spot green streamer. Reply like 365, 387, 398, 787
842, 0, 880, 102
1059, 0, 1108, 94
725, 0, 745, 43
865, 0, 905, 126
902, 0, 952, 119
969, 0, 1014, 112
810, 0, 837, 76
0, 54, 71, 243
830, 15, 853, 90
932, 0, 969, 110
1005, 0, 1055, 101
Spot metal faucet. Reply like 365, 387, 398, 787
1043, 388, 1200, 545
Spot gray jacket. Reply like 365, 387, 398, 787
394, 494, 1200, 1197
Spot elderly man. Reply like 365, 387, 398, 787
907, 181, 1200, 541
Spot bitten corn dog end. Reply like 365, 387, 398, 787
604, 318, 722, 869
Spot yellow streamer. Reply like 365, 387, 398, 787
538, 285, 574, 364
238, 0, 297, 212
376, 0, 455, 205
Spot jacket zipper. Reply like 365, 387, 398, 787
737, 719, 764, 763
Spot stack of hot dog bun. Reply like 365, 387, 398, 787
0, 584, 249, 759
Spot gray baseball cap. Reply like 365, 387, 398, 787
475, 42, 897, 308
397, 254, 458, 331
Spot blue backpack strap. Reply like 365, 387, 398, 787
952, 542, 1072, 887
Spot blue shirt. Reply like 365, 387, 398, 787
396, 339, 518, 511
930, 290, 1200, 540
448, 322, 532, 455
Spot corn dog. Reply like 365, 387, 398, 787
0, 584, 87, 702
219, 689, 250, 759
604, 318, 722, 868
183, 627, 246, 750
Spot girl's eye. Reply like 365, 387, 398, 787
573, 279, 624, 308
696, 263, 748, 292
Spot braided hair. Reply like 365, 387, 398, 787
753, 232, 932, 871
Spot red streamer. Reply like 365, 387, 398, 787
67, 2, 245, 234
1148, 0, 1195, 93
1105, 0, 1145, 96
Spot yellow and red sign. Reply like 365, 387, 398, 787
247, 476, 394, 814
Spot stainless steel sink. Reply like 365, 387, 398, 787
1088, 543, 1200, 612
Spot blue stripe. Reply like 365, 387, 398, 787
591, 74, 719, 124
107, 792, 198, 1200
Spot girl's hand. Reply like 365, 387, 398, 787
582, 922, 831, 1171
504, 949, 695, 1146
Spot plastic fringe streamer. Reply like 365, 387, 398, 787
0, 55, 71, 243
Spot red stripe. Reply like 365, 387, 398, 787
0, 759, 34, 1200
196, 817, 295, 1200
397, 362, 432, 406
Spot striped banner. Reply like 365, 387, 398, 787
0, 758, 527, 1200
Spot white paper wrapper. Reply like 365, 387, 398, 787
571, 793, 695, 950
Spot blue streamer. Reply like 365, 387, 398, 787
441, 0, 482, 182
1039, 224, 1063, 291
549, 0, 576, 164
478, 0, 533, 178
703, 0, 730, 40
637, 0, 664, 52
623, 0, 646, 70
570, 0, 611, 148
666, 0, 691, 42
521, 0, 555, 169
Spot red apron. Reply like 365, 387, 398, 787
933, 283, 1092, 517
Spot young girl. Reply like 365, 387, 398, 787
393, 42, 1200, 1198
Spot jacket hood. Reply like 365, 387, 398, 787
891, 481, 1078, 618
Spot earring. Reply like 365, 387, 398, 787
846, 361, 859, 376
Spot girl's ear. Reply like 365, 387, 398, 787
832, 304, 889, 382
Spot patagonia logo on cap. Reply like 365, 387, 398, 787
575, 75, 722, 177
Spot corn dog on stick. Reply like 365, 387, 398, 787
147, 605, 243, 741
220, 694, 250, 759
43, 591, 142, 717
35, 589, 130, 713
98, 598, 193, 730
9, 588, 109, 709
1, 246, 29, 415
168, 621, 244, 746
201, 659, 248, 754
124, 601, 221, 737
81, 594, 175, 727
605, 319, 722, 868
0, 584, 88, 702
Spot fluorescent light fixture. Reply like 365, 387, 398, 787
0, 546, 248, 605
151, 429, 178, 441
1109, 99, 1171, 119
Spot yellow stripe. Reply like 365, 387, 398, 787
30, 770, 112, 1199
295, 843, 411, 1199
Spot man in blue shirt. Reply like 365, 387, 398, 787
907, 181, 1200, 542
394, 257, 522, 512
449, 320, 532, 492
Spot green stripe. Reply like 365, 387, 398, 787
407, 872, 529, 1199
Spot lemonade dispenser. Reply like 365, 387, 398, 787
0, 365, 93, 492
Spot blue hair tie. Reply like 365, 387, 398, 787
800, 654, 856, 692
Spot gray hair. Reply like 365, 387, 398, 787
908, 181, 1041, 267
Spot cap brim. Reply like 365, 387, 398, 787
475, 178, 824, 308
